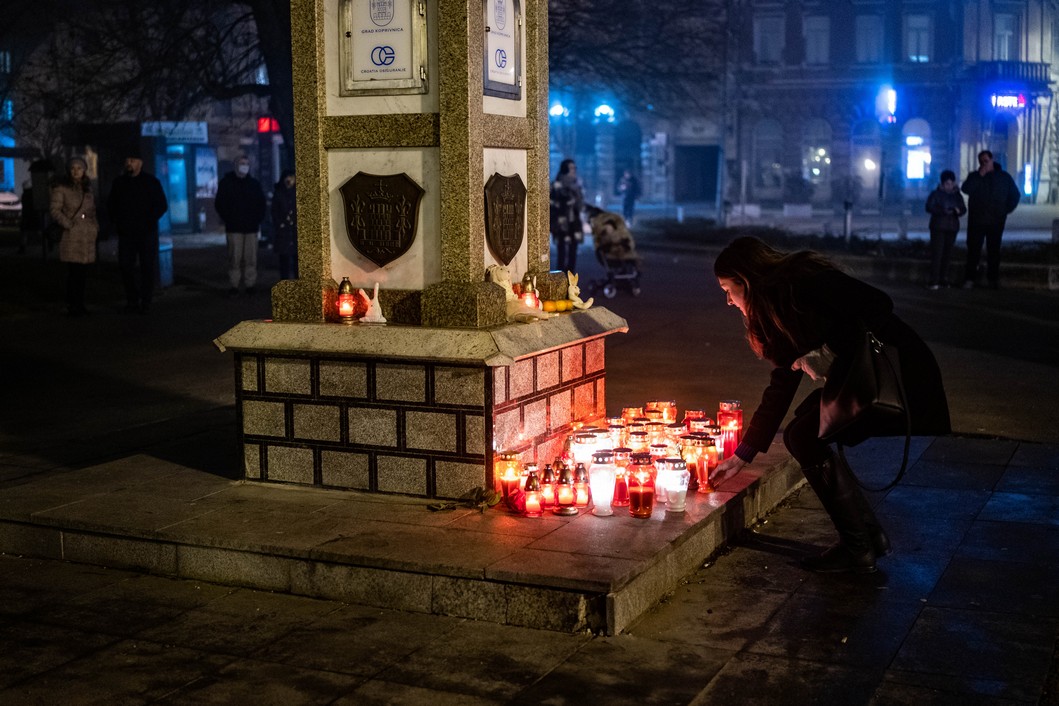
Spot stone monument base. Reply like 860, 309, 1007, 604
215, 309, 628, 499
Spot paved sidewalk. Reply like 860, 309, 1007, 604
1, 436, 1056, 704
1, 233, 1057, 703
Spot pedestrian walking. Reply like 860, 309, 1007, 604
710, 237, 951, 574
960, 150, 1020, 289
270, 169, 298, 281
924, 169, 966, 289
549, 159, 585, 273
215, 156, 267, 296
50, 157, 99, 317
108, 147, 169, 314
616, 168, 641, 226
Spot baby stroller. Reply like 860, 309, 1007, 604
586, 206, 641, 298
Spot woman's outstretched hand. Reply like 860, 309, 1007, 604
711, 455, 747, 487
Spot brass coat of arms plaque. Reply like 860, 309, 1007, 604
340, 172, 424, 268
484, 172, 526, 266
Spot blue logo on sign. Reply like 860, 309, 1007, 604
372, 46, 396, 66
494, 49, 508, 68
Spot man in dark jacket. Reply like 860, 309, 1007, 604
961, 150, 1021, 289
108, 147, 169, 314
215, 156, 267, 296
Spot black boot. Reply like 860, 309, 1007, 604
833, 452, 892, 558
798, 455, 877, 574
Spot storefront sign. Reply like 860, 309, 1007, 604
991, 93, 1026, 110
484, 172, 526, 265
339, 171, 424, 267
141, 122, 209, 144
339, 0, 427, 96
484, 0, 521, 99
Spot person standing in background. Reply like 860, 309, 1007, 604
616, 168, 641, 226
270, 169, 298, 281
549, 159, 585, 273
215, 155, 267, 297
108, 147, 168, 314
960, 150, 1020, 290
50, 157, 99, 317
924, 170, 966, 290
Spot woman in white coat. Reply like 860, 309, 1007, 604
50, 156, 99, 316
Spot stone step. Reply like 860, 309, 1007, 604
0, 448, 802, 635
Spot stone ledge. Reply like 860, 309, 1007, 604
214, 307, 628, 366
0, 444, 802, 635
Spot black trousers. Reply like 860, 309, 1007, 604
554, 235, 578, 273
964, 221, 1004, 286
928, 228, 957, 286
782, 389, 832, 467
119, 232, 158, 307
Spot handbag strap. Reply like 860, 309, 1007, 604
839, 333, 912, 493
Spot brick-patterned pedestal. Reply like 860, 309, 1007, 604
216, 309, 627, 499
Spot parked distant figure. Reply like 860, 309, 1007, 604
924, 169, 966, 290
271, 169, 298, 280
108, 147, 169, 314
616, 168, 642, 226
961, 150, 1020, 289
50, 157, 99, 317
18, 180, 41, 255
215, 155, 267, 296
549, 158, 585, 273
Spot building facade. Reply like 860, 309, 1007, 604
728, 0, 1059, 210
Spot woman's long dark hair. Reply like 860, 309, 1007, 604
555, 159, 575, 181
714, 236, 836, 362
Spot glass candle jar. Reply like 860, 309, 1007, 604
662, 458, 690, 512
569, 432, 598, 467
573, 463, 591, 507
495, 452, 521, 502
682, 409, 706, 430
645, 421, 667, 446
611, 447, 632, 507
553, 466, 578, 515
607, 424, 626, 450
589, 450, 616, 516
666, 422, 687, 446
540, 465, 556, 509
523, 470, 542, 518
700, 437, 719, 492
628, 430, 650, 453
606, 416, 625, 427
621, 407, 645, 425
688, 418, 715, 435
718, 400, 743, 448
627, 455, 656, 519
680, 434, 707, 489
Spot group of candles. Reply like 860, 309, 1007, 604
495, 400, 743, 519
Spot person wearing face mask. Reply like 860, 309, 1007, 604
107, 146, 169, 314
215, 155, 267, 297
710, 237, 950, 574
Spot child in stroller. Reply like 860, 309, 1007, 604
586, 206, 641, 298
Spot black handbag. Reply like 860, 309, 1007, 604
819, 331, 912, 491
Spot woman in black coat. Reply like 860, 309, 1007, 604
710, 237, 950, 574
271, 170, 297, 280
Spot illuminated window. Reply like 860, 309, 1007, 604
754, 16, 784, 64
801, 119, 832, 186
994, 14, 1019, 61
902, 118, 931, 181
804, 17, 830, 65
855, 16, 883, 63
0, 50, 10, 74
753, 119, 784, 189
904, 14, 932, 63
